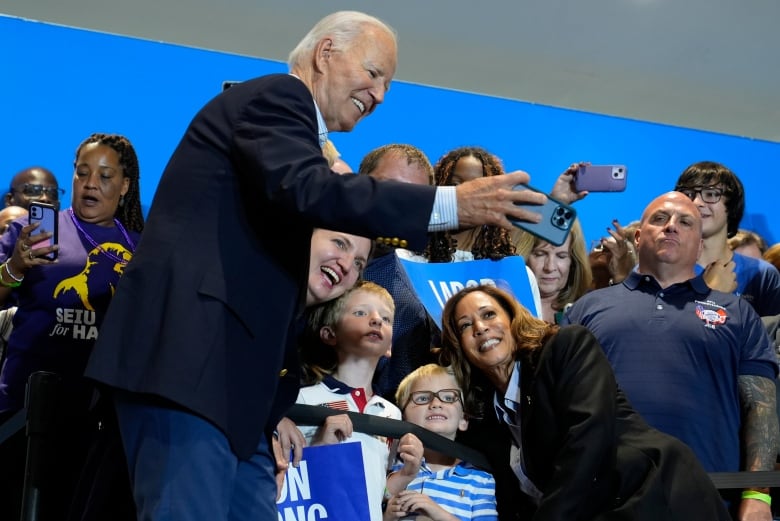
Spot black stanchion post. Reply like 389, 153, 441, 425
20, 371, 63, 521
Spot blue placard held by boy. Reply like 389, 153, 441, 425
277, 442, 370, 521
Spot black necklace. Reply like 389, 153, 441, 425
68, 208, 136, 265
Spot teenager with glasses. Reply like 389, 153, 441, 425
675, 160, 780, 316
4, 166, 63, 210
384, 363, 497, 521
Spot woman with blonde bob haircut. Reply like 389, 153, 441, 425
438, 284, 730, 520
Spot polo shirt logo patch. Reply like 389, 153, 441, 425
324, 400, 350, 411
694, 301, 728, 328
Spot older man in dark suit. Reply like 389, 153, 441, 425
85, 10, 548, 520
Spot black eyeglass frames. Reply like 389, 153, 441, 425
678, 187, 723, 204
11, 183, 65, 200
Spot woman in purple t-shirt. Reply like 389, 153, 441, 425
0, 133, 144, 520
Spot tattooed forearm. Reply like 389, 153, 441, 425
738, 374, 779, 472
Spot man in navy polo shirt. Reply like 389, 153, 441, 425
564, 191, 778, 520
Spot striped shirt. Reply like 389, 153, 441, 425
391, 459, 498, 521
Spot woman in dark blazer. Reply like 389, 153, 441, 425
439, 284, 730, 520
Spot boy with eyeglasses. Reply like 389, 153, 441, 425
4, 166, 63, 210
675, 160, 780, 316
384, 363, 497, 521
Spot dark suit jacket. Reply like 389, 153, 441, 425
464, 325, 730, 521
84, 74, 436, 458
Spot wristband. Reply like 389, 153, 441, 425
0, 263, 23, 288
4, 262, 23, 282
742, 490, 772, 506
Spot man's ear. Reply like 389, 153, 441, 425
313, 38, 334, 72
319, 326, 337, 346
3, 192, 12, 207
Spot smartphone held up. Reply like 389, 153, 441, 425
508, 184, 577, 247
574, 164, 628, 192
28, 202, 59, 261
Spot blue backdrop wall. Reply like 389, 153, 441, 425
3, 15, 778, 247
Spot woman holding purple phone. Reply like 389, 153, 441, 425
0, 132, 144, 520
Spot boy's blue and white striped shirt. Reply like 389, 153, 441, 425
390, 458, 498, 521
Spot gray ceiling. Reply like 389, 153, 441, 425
3, 0, 779, 143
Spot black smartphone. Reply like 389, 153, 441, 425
28, 202, 58, 260
509, 184, 577, 246
574, 164, 628, 192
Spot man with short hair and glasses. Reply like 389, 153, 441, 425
675, 160, 780, 316
4, 166, 63, 211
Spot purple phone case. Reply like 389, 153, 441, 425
574, 164, 627, 192
28, 202, 58, 260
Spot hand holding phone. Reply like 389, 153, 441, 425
508, 184, 577, 246
574, 164, 628, 192
28, 202, 59, 261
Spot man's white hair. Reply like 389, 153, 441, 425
287, 11, 397, 69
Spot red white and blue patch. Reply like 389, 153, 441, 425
323, 400, 350, 411
695, 300, 728, 328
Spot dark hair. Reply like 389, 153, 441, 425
358, 143, 434, 185
75, 133, 144, 233
674, 161, 743, 238
426, 147, 516, 262
438, 284, 556, 419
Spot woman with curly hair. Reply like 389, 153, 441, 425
424, 146, 517, 262
439, 284, 730, 520
0, 132, 144, 520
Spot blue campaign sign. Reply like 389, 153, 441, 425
397, 254, 538, 330
277, 442, 369, 521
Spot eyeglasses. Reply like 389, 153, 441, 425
12, 183, 65, 200
406, 389, 462, 407
678, 187, 723, 204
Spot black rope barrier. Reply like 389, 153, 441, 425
287, 403, 780, 490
